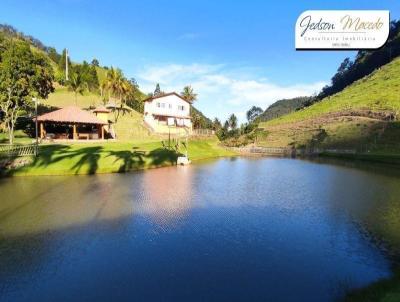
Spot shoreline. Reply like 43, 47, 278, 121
2, 154, 238, 178
0, 139, 237, 178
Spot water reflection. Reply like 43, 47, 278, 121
0, 158, 399, 302
0, 166, 196, 237
0, 175, 135, 237
139, 165, 194, 227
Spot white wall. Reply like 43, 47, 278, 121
144, 94, 190, 118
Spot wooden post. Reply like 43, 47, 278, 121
101, 126, 104, 140
73, 124, 77, 140
40, 122, 44, 138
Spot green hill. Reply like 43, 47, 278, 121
258, 57, 400, 153
258, 96, 311, 122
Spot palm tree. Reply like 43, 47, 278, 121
67, 71, 87, 105
228, 114, 238, 130
104, 68, 131, 122
181, 85, 197, 102
100, 78, 110, 104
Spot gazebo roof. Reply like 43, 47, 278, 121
37, 106, 107, 125
93, 106, 111, 113
105, 102, 133, 111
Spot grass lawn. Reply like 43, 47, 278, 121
1, 85, 234, 176
3, 138, 235, 176
0, 130, 34, 144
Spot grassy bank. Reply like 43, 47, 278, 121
2, 138, 235, 176
320, 151, 400, 165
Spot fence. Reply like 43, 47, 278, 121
230, 146, 358, 157
231, 146, 292, 156
192, 129, 215, 136
0, 144, 37, 157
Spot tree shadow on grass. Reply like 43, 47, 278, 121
3, 144, 180, 176
4, 144, 104, 175
107, 149, 146, 173
70, 146, 103, 174
107, 147, 178, 172
147, 148, 178, 166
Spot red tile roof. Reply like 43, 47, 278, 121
93, 106, 111, 113
37, 106, 107, 125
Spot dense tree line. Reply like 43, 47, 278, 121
257, 97, 311, 122
191, 106, 213, 129
0, 33, 54, 143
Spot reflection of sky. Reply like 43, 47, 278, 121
138, 165, 194, 227
0, 158, 399, 301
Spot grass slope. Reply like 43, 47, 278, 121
45, 85, 101, 108
263, 57, 400, 126
3, 138, 234, 176
257, 57, 400, 153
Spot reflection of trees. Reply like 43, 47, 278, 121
0, 165, 195, 237
0, 174, 134, 237
322, 160, 400, 256
140, 166, 194, 227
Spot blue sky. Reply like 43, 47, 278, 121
1, 0, 399, 122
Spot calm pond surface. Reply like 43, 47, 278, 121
1, 157, 400, 302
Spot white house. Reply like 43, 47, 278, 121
143, 92, 192, 134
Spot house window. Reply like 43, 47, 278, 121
161, 103, 165, 108
178, 105, 185, 111
156, 102, 160, 108
169, 104, 172, 109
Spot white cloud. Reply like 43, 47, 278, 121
137, 63, 326, 123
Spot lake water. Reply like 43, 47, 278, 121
0, 157, 399, 302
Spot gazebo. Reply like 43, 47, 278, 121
36, 106, 108, 140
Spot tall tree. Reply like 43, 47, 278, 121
212, 117, 222, 130
67, 70, 87, 105
154, 83, 162, 96
74, 61, 99, 92
246, 106, 263, 122
181, 85, 197, 102
47, 47, 61, 63
223, 120, 229, 132
91, 58, 99, 67
228, 114, 238, 130
104, 68, 130, 122
0, 40, 54, 144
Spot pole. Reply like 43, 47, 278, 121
65, 48, 69, 81
185, 135, 188, 158
34, 97, 38, 156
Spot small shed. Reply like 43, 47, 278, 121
93, 106, 111, 123
37, 106, 108, 140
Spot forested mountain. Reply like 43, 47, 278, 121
257, 97, 312, 122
